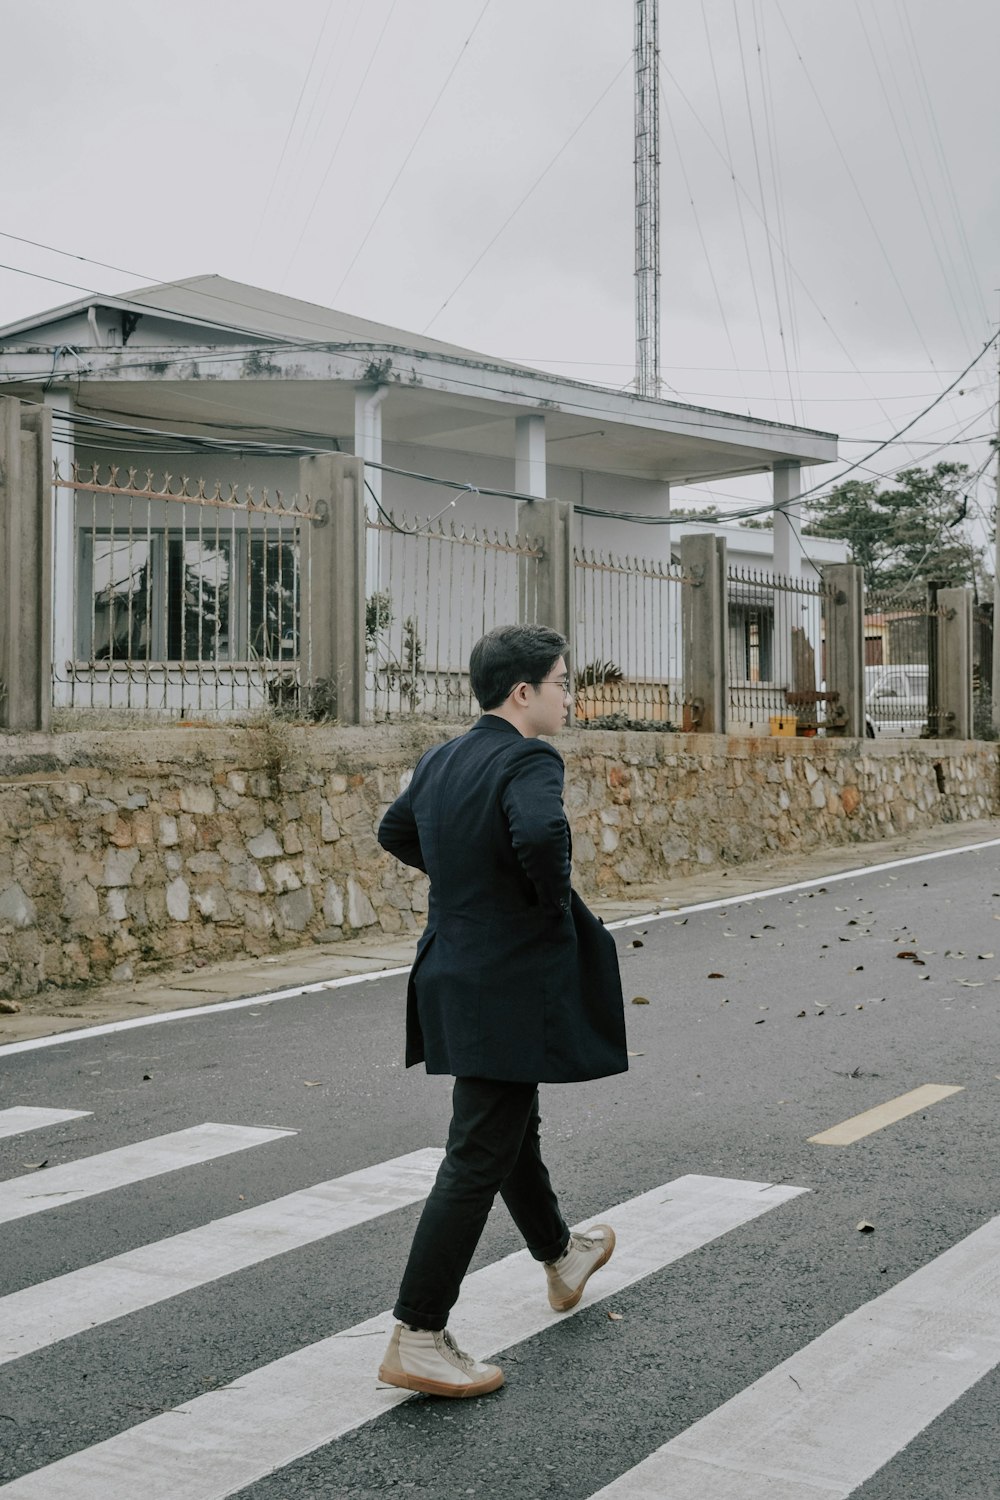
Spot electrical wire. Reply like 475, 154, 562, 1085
698, 2, 775, 405
661, 85, 745, 408
733, 0, 799, 422
859, 2, 981, 351
32, 322, 996, 525
281, 0, 402, 284
250, 1, 339, 258
0, 251, 348, 346
422, 53, 632, 334
773, 0, 966, 427
332, 0, 492, 301
659, 61, 899, 436
894, 0, 989, 331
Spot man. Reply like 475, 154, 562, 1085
376, 623, 628, 1398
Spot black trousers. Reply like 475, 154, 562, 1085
394, 1077, 571, 1332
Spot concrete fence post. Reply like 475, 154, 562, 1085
299, 453, 366, 725
681, 532, 727, 733
516, 494, 575, 649
822, 562, 864, 737
935, 585, 973, 739
0, 398, 52, 732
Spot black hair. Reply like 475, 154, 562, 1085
469, 625, 569, 711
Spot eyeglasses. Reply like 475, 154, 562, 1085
533, 675, 571, 692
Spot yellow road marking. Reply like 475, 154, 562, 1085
808, 1084, 964, 1146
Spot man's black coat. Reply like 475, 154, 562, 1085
377, 714, 628, 1085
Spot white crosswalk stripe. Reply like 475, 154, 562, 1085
0, 1106, 91, 1139
0, 1173, 805, 1500
0, 1122, 294, 1225
0, 1147, 443, 1365
588, 1208, 1000, 1500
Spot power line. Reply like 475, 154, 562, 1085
422, 54, 633, 334
331, 0, 492, 301
661, 86, 740, 403
250, 1, 339, 258
698, 3, 776, 405
733, 0, 799, 422
281, 0, 402, 285
660, 62, 899, 435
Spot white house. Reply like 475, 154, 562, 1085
0, 276, 845, 722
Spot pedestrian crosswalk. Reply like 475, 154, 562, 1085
1, 1104, 999, 1499
0, 1106, 91, 1139
589, 1207, 1000, 1499
0, 1147, 443, 1365
0, 1122, 294, 1226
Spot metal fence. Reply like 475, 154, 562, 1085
862, 591, 941, 739
572, 544, 687, 724
44, 450, 994, 739
973, 603, 993, 738
54, 463, 314, 717
726, 565, 832, 733
364, 510, 543, 719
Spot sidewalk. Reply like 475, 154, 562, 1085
3, 819, 998, 1048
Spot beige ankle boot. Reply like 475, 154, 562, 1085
544, 1223, 616, 1311
378, 1325, 504, 1398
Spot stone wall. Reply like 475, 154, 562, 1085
0, 723, 996, 1003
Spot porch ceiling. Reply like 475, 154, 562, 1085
66, 376, 836, 486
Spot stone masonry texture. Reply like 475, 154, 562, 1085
0, 724, 996, 1004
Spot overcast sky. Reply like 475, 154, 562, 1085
1, 0, 996, 525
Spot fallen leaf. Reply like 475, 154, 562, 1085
628, 939, 644, 949
896, 951, 918, 960
855, 965, 864, 971
796, 1010, 806, 1018
707, 972, 725, 979
674, 918, 688, 926
626, 1050, 645, 1057
856, 1221, 875, 1234
855, 1004, 864, 1010
754, 1018, 766, 1025
21, 1160, 47, 1170
607, 1311, 624, 1322
957, 981, 985, 988
0, 999, 21, 1014
303, 1080, 323, 1086
631, 996, 650, 1006
978, 953, 995, 960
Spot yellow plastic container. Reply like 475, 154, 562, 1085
769, 714, 798, 737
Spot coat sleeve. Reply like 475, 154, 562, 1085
378, 781, 427, 872
500, 742, 571, 916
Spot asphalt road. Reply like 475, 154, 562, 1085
2, 838, 1000, 1498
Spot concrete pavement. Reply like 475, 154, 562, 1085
3, 817, 998, 1048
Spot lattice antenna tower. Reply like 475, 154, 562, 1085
634, 0, 660, 397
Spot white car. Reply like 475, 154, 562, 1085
864, 663, 929, 738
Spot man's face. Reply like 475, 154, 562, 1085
526, 655, 572, 736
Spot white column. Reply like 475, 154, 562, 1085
353, 385, 388, 595
772, 461, 802, 581
514, 414, 546, 499
45, 390, 75, 708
